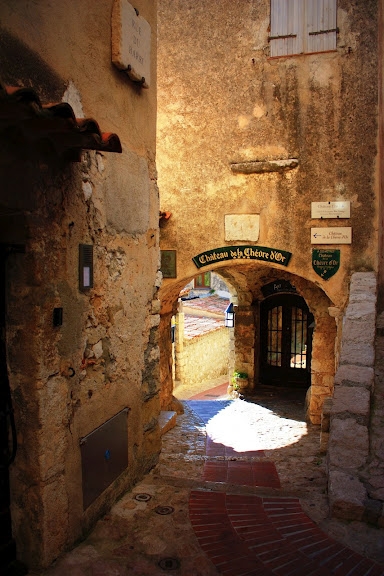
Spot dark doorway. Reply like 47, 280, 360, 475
260, 294, 314, 388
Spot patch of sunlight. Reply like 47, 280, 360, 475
205, 400, 308, 452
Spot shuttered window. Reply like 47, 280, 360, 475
270, 0, 337, 57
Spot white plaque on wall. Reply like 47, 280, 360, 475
225, 214, 260, 242
112, 0, 151, 88
311, 201, 350, 219
311, 227, 352, 244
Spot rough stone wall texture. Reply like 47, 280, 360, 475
158, 0, 378, 283
157, 0, 381, 527
158, 0, 379, 423
0, 0, 159, 569
174, 326, 230, 391
327, 273, 383, 525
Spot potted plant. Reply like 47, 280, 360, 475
232, 370, 249, 390
227, 371, 248, 398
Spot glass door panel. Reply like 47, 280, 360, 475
260, 294, 313, 387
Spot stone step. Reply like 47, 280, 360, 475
158, 411, 177, 436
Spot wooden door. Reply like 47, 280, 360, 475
260, 294, 313, 387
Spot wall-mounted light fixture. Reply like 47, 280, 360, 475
224, 302, 235, 328
79, 244, 93, 291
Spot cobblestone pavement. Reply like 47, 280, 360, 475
30, 384, 384, 575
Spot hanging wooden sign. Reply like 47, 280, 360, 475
312, 249, 340, 280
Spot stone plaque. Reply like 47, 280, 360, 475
192, 245, 291, 269
312, 249, 340, 280
311, 227, 352, 244
224, 214, 260, 241
112, 0, 151, 87
311, 201, 350, 219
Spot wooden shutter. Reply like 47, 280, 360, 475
306, 0, 337, 54
270, 0, 303, 57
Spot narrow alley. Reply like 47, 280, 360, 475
31, 382, 384, 576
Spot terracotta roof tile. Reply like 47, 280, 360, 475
0, 82, 122, 161
184, 315, 224, 339
182, 295, 229, 315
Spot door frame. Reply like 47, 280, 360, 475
259, 293, 314, 388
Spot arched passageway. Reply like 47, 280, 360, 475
159, 261, 336, 424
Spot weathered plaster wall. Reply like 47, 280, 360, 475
158, 0, 378, 296
174, 321, 229, 390
0, 0, 159, 568
157, 0, 378, 420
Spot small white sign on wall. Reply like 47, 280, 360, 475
225, 214, 260, 242
311, 201, 350, 219
311, 227, 352, 244
112, 0, 151, 88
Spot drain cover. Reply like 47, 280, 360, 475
134, 493, 152, 502
158, 557, 180, 570
154, 505, 174, 515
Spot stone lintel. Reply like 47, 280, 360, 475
230, 158, 299, 174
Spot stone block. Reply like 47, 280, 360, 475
321, 398, 333, 432
344, 301, 376, 322
331, 386, 370, 418
328, 470, 366, 521
169, 396, 184, 415
349, 272, 376, 295
342, 314, 376, 345
328, 418, 369, 469
158, 411, 177, 435
334, 364, 374, 389
151, 299, 161, 314
320, 431, 329, 454
105, 151, 150, 234
224, 214, 260, 242
41, 478, 69, 566
362, 498, 383, 525
310, 383, 333, 396
339, 341, 374, 367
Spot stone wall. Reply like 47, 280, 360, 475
157, 0, 379, 426
174, 318, 230, 396
327, 273, 383, 527
0, 0, 160, 569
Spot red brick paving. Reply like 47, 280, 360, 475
203, 460, 280, 488
189, 381, 229, 400
206, 436, 265, 458
189, 491, 384, 575
187, 396, 384, 576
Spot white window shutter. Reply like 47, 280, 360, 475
306, 0, 337, 54
270, 0, 304, 57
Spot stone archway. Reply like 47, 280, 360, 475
158, 272, 237, 412
159, 263, 337, 425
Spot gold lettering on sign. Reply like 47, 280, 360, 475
192, 245, 292, 269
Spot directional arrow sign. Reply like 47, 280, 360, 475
311, 227, 352, 244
